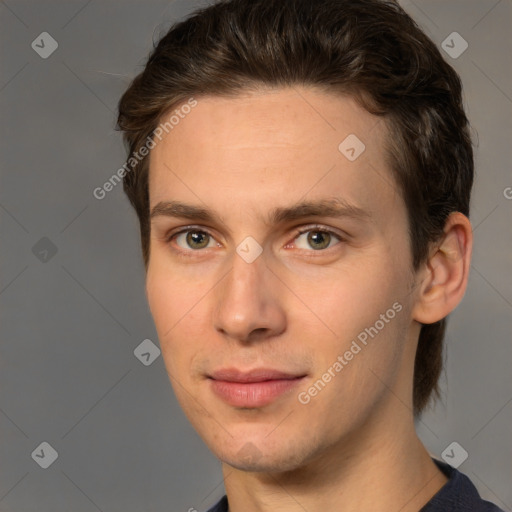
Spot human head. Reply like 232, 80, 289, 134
117, 0, 473, 416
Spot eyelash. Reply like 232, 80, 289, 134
165, 224, 345, 258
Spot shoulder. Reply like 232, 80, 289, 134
204, 495, 228, 512
202, 460, 506, 512
421, 458, 506, 512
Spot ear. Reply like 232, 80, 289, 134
412, 212, 473, 324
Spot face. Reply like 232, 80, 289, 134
146, 87, 419, 472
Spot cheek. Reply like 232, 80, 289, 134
295, 253, 410, 393
296, 304, 409, 438
146, 269, 175, 337
146, 248, 205, 330
145, 267, 212, 416
296, 254, 405, 344
145, 265, 201, 368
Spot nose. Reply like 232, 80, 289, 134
213, 248, 286, 344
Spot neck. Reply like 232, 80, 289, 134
222, 397, 448, 512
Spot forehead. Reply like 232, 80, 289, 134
147, 87, 400, 223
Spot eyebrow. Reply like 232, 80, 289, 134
150, 198, 372, 227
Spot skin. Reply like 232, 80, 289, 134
146, 87, 472, 512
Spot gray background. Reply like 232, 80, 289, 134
0, 0, 511, 511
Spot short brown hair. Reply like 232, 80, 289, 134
116, 0, 474, 415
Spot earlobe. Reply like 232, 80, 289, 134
412, 212, 473, 324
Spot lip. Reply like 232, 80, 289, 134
209, 368, 304, 382
208, 368, 306, 408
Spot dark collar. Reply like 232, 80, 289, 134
206, 458, 504, 512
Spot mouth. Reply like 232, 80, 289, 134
207, 368, 307, 408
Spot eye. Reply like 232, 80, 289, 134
172, 229, 218, 250
166, 225, 344, 256
292, 227, 343, 251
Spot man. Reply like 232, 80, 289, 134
116, 0, 505, 510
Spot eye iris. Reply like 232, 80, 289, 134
186, 231, 209, 249
308, 231, 330, 250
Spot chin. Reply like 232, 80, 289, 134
223, 452, 305, 473
212, 435, 316, 473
